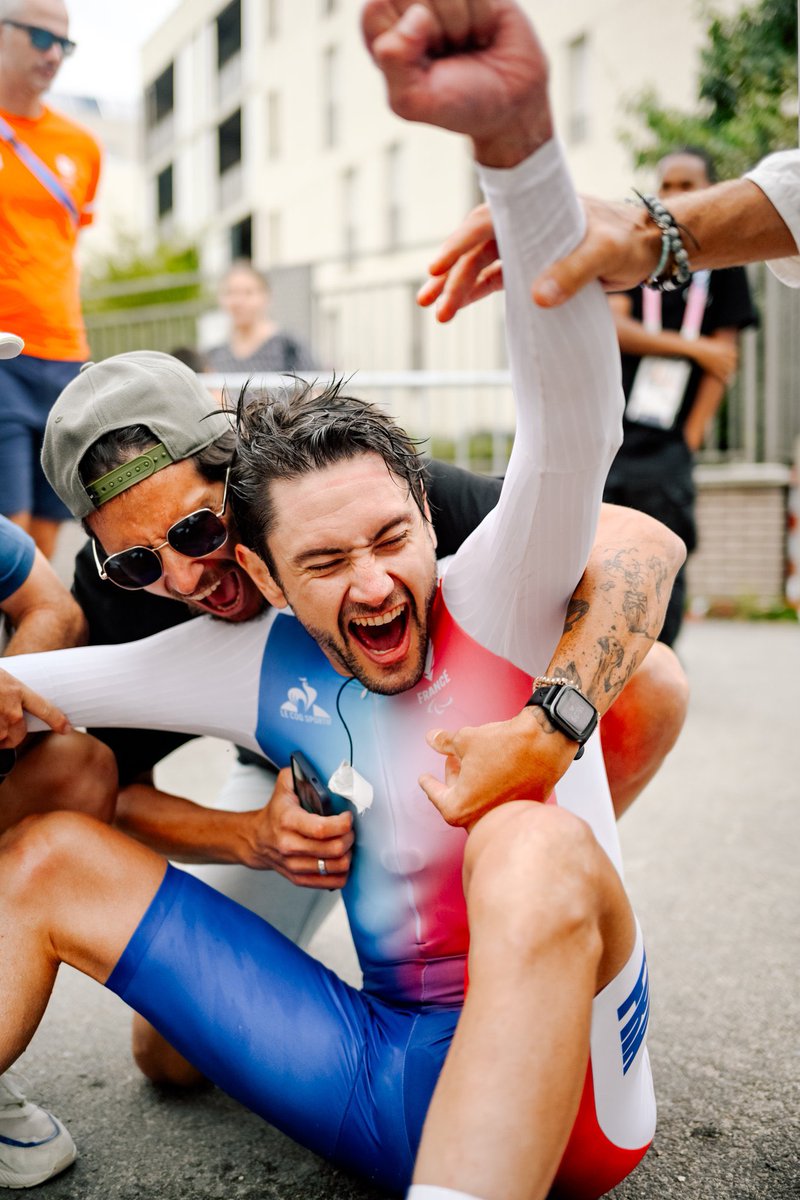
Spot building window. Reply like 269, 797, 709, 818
265, 0, 279, 39
322, 45, 340, 149
218, 108, 242, 175
385, 143, 403, 250
217, 0, 242, 70
145, 63, 174, 130
230, 214, 253, 259
266, 91, 280, 160
566, 34, 590, 145
342, 166, 357, 263
156, 163, 174, 219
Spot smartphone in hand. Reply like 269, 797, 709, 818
290, 751, 334, 817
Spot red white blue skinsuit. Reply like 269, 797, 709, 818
15, 141, 655, 1197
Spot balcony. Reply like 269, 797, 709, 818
144, 111, 175, 164
217, 50, 242, 111
218, 160, 243, 210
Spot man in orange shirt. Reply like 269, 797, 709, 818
0, 0, 101, 558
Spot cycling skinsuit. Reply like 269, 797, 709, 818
13, 141, 655, 1197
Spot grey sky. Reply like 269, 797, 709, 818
56, 0, 181, 104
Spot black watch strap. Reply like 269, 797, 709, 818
525, 683, 598, 760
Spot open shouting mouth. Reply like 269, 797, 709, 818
182, 567, 253, 620
348, 601, 411, 664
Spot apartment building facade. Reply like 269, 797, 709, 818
141, 0, 743, 374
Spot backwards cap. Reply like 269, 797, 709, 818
42, 350, 231, 518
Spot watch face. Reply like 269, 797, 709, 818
553, 687, 596, 739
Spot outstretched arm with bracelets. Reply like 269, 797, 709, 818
418, 161, 800, 322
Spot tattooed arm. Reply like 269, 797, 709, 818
544, 505, 680, 706
419, 505, 686, 826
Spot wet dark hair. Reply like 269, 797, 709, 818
78, 423, 236, 537
229, 376, 427, 572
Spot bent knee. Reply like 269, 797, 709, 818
465, 803, 607, 951
466, 800, 597, 878
645, 641, 689, 717
0, 811, 107, 903
619, 644, 689, 737
601, 647, 689, 795
50, 734, 118, 822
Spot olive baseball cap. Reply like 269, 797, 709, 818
42, 350, 232, 519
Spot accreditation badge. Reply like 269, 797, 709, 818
625, 357, 692, 430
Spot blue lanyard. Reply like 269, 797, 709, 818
0, 113, 79, 226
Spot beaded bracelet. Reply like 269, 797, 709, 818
634, 190, 693, 292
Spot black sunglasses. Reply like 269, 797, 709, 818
92, 469, 231, 591
0, 747, 16, 786
3, 20, 76, 56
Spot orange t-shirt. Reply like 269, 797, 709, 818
0, 104, 101, 360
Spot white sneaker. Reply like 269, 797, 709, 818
0, 1072, 76, 1188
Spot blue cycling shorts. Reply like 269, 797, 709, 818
106, 866, 655, 1198
106, 865, 458, 1195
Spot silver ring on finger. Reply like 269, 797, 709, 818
317, 858, 328, 876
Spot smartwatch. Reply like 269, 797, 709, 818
525, 683, 598, 759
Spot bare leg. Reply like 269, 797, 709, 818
131, 1020, 207, 1088
601, 642, 689, 817
4, 512, 32, 534
0, 812, 166, 1073
412, 802, 636, 1200
4, 513, 60, 560
0, 733, 118, 833
28, 517, 62, 560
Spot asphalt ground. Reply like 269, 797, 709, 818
10, 617, 800, 1199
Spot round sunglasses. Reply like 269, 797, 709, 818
3, 20, 76, 56
92, 470, 230, 591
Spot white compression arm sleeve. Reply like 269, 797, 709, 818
7, 611, 273, 754
443, 139, 624, 676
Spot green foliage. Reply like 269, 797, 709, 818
428, 431, 514, 473
698, 596, 800, 620
625, 0, 798, 179
82, 236, 204, 313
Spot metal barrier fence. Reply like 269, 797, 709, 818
706, 264, 800, 466
84, 261, 800, 470
83, 297, 208, 362
199, 371, 515, 475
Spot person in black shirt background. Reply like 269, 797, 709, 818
605, 148, 758, 645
